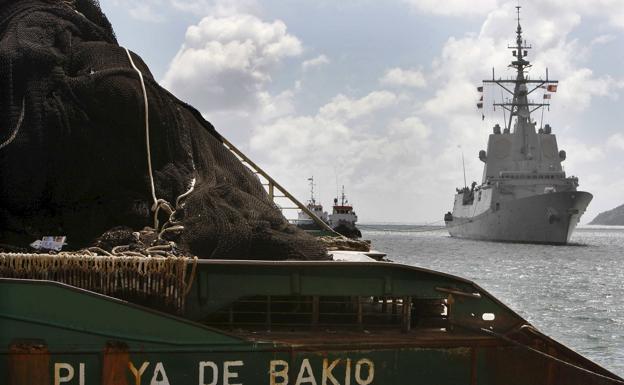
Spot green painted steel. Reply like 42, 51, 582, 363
1, 261, 623, 385
0, 279, 243, 350
185, 260, 519, 332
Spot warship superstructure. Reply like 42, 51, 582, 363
444, 7, 592, 244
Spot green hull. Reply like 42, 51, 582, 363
1, 260, 621, 384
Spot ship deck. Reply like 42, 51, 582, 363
236, 328, 502, 349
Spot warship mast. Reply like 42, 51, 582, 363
483, 6, 558, 160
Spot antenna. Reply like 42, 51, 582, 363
332, 165, 339, 201
501, 90, 507, 129
307, 176, 315, 203
459, 145, 467, 189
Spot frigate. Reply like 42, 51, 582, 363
444, 6, 592, 244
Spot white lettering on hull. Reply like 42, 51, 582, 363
49, 357, 374, 385
54, 363, 85, 385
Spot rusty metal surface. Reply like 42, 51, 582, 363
8, 341, 50, 385
102, 342, 130, 385
235, 329, 505, 351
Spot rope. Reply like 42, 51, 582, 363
183, 256, 198, 296
124, 47, 156, 209
0, 97, 25, 150
124, 47, 196, 240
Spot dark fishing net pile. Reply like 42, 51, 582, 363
0, 0, 328, 260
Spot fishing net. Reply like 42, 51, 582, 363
0, 0, 328, 260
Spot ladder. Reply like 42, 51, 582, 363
221, 137, 339, 235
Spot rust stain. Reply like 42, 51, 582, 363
8, 341, 50, 385
470, 346, 477, 385
102, 342, 130, 385
546, 345, 557, 385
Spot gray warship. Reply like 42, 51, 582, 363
444, 7, 592, 244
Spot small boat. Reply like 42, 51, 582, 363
294, 177, 329, 231
329, 186, 362, 238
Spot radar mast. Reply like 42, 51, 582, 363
482, 5, 558, 159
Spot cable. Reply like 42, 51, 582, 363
0, 98, 25, 150
125, 47, 194, 234
124, 48, 156, 207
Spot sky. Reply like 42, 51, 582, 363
100, 0, 624, 224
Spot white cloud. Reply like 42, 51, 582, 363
302, 54, 330, 71
128, 4, 165, 23
421, 2, 624, 122
557, 69, 616, 110
162, 14, 302, 113
319, 91, 397, 122
379, 68, 427, 88
546, 0, 624, 30
388, 117, 431, 140
607, 133, 624, 151
402, 0, 499, 17
149, 0, 624, 222
168, 0, 260, 16
257, 90, 296, 122
591, 34, 616, 46
557, 138, 606, 173
110, 0, 261, 18
402, 0, 624, 30
247, 89, 447, 221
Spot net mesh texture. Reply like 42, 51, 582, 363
0, 0, 328, 261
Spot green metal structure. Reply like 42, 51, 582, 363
1, 259, 622, 385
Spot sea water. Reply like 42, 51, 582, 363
361, 224, 624, 376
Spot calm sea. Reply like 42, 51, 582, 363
361, 224, 624, 376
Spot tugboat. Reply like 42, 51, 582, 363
444, 6, 592, 244
295, 176, 329, 230
329, 186, 362, 238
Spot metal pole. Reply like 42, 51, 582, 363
461, 148, 467, 189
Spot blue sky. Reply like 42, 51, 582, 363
100, 0, 624, 223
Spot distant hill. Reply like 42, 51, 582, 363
589, 204, 624, 225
